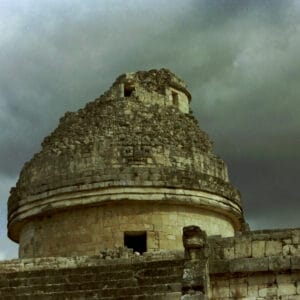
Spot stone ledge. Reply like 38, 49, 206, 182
1, 250, 299, 276
210, 255, 298, 274
208, 228, 300, 260
0, 251, 185, 274
8, 187, 242, 243
269, 256, 291, 271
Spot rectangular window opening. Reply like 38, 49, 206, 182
172, 91, 179, 106
124, 231, 147, 254
124, 84, 135, 97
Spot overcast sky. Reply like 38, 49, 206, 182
1, 0, 299, 260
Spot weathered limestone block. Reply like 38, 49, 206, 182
230, 257, 269, 273
277, 282, 297, 296
247, 283, 259, 297
248, 274, 276, 286
229, 282, 248, 298
229, 278, 248, 298
211, 280, 230, 298
297, 281, 300, 295
252, 240, 266, 257
291, 256, 300, 270
223, 246, 235, 259
258, 285, 277, 297
235, 237, 252, 258
209, 259, 230, 274
283, 244, 291, 256
292, 230, 300, 244
265, 240, 282, 256
269, 256, 291, 271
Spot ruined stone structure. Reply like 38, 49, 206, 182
2, 69, 299, 299
8, 69, 244, 258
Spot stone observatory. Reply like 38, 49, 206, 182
8, 68, 245, 258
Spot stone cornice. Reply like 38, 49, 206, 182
8, 186, 243, 242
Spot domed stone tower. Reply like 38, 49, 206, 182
8, 69, 245, 258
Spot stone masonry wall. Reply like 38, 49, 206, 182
209, 228, 300, 260
9, 98, 234, 209
1, 228, 299, 299
209, 228, 300, 299
19, 202, 235, 258
211, 271, 300, 299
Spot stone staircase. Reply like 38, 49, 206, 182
0, 259, 184, 299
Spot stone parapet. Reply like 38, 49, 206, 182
209, 256, 300, 274
208, 228, 300, 260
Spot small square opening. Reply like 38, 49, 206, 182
124, 83, 135, 97
124, 231, 147, 254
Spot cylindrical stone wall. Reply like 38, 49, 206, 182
19, 202, 235, 258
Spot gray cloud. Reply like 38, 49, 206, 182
1, 0, 300, 258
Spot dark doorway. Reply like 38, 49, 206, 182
124, 231, 147, 254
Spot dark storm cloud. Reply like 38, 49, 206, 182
0, 0, 188, 176
0, 0, 300, 258
176, 1, 300, 227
